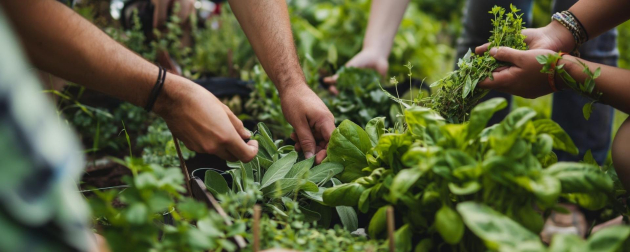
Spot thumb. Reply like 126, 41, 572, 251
489, 47, 522, 65
294, 121, 317, 159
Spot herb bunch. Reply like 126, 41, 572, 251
425, 5, 528, 123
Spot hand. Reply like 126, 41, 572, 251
323, 49, 389, 95
475, 21, 576, 54
280, 85, 336, 164
155, 76, 258, 162
477, 47, 557, 99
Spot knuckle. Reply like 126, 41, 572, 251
203, 144, 217, 154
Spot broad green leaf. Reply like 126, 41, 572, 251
462, 75, 472, 98
261, 151, 298, 188
309, 202, 332, 228
358, 188, 371, 213
326, 120, 372, 182
563, 192, 608, 210
365, 117, 386, 146
544, 162, 614, 193
299, 206, 322, 223
467, 98, 508, 139
548, 233, 585, 252
533, 119, 579, 155
368, 206, 388, 239
374, 133, 413, 173
583, 102, 594, 120
457, 202, 545, 251
448, 181, 481, 195
583, 150, 598, 165
285, 157, 314, 179
322, 183, 366, 207
125, 203, 148, 225
204, 170, 230, 196
336, 206, 358, 231
435, 205, 464, 244
390, 168, 422, 203
255, 122, 278, 160
587, 225, 630, 252
393, 224, 412, 252
405, 106, 444, 136
261, 178, 318, 198
302, 187, 325, 204
511, 175, 561, 206
308, 162, 344, 183
414, 239, 434, 252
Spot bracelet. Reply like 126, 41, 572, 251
551, 11, 588, 57
145, 66, 167, 112
547, 52, 567, 92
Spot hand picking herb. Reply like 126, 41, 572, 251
424, 5, 528, 123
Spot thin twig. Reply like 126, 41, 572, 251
387, 206, 395, 252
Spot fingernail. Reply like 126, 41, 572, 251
490, 48, 498, 56
305, 152, 314, 159
245, 130, 252, 138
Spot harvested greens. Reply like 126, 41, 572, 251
426, 5, 528, 123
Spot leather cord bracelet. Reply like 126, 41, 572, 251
145, 66, 167, 112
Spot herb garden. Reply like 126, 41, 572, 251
53, 0, 630, 251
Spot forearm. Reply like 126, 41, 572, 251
227, 0, 305, 95
362, 0, 409, 58
559, 55, 630, 114
0, 0, 177, 112
568, 0, 630, 39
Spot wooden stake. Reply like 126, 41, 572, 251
173, 136, 192, 196
387, 206, 395, 252
253, 205, 261, 252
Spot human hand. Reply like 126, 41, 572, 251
476, 21, 576, 54
280, 85, 335, 164
323, 49, 389, 95
477, 47, 558, 99
155, 76, 258, 162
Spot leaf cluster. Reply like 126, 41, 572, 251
425, 5, 528, 123
323, 97, 618, 251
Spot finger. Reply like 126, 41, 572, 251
323, 75, 338, 85
290, 132, 298, 141
294, 120, 317, 159
316, 117, 336, 142
475, 43, 491, 54
522, 29, 536, 44
328, 85, 339, 95
478, 67, 516, 90
226, 138, 259, 163
223, 105, 251, 139
488, 47, 523, 65
215, 148, 239, 162
294, 142, 302, 152
315, 149, 327, 164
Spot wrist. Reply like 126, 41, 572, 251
153, 74, 194, 117
361, 45, 390, 61
545, 21, 576, 53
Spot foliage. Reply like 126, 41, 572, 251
537, 53, 602, 120
424, 5, 528, 123
242, 66, 294, 139
137, 119, 195, 167
323, 97, 616, 251
325, 67, 394, 126
205, 122, 358, 230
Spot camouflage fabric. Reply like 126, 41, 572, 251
0, 7, 94, 252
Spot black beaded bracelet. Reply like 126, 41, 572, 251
145, 66, 167, 112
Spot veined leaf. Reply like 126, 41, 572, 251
336, 206, 358, 231
204, 170, 230, 196
285, 157, 315, 179
435, 205, 464, 244
261, 178, 318, 198
261, 151, 298, 188
326, 120, 372, 182
308, 162, 344, 184
544, 162, 614, 193
533, 119, 578, 155
365, 117, 386, 146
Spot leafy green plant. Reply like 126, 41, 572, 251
322, 97, 615, 251
204, 122, 358, 230
325, 67, 394, 127
424, 5, 528, 123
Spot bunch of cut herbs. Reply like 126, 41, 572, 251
424, 4, 528, 123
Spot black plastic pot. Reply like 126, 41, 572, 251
191, 168, 233, 186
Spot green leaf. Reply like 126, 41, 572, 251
405, 106, 444, 136
255, 122, 278, 160
336, 206, 358, 231
326, 120, 373, 182
322, 183, 366, 207
204, 170, 230, 196
365, 117, 386, 146
308, 162, 344, 184
448, 181, 481, 195
511, 175, 561, 206
299, 206, 322, 223
261, 178, 318, 198
328, 43, 338, 65
125, 203, 148, 225
368, 206, 388, 239
583, 102, 594, 120
393, 224, 413, 251
533, 119, 579, 155
435, 205, 464, 245
285, 157, 315, 179
544, 162, 614, 193
587, 225, 630, 252
462, 75, 472, 98
467, 98, 508, 139
261, 151, 298, 188
563, 192, 608, 210
548, 233, 585, 252
390, 168, 422, 203
583, 150, 598, 165
457, 202, 545, 251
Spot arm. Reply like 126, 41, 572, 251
228, 0, 335, 163
478, 47, 630, 115
323, 0, 409, 92
0, 0, 258, 162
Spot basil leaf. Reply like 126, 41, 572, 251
435, 205, 464, 245
204, 170, 230, 196
327, 120, 372, 182
533, 119, 579, 155
261, 151, 297, 188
